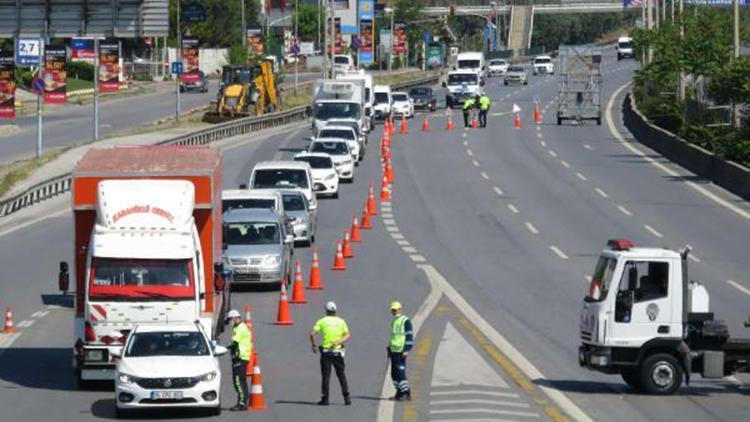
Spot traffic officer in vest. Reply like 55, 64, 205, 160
226, 309, 252, 411
388, 301, 414, 401
462, 96, 476, 127
478, 94, 491, 128
309, 301, 352, 406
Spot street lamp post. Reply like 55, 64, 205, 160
295, 0, 299, 94
241, 0, 246, 48
176, 0, 181, 122
384, 6, 393, 75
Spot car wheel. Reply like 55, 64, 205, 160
503, 81, 508, 86
639, 353, 683, 395
524, 81, 528, 85
332, 191, 339, 199
557, 117, 562, 126
209, 406, 221, 416
115, 407, 132, 419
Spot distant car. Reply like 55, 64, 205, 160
180, 70, 208, 93
249, 161, 316, 207
317, 126, 361, 162
532, 55, 554, 75
327, 119, 368, 147
309, 139, 354, 182
504, 65, 528, 85
332, 55, 354, 75
222, 189, 293, 235
278, 189, 317, 246
487, 59, 509, 76
293, 152, 340, 198
408, 87, 437, 111
391, 92, 414, 119
113, 323, 226, 417
616, 36, 634, 60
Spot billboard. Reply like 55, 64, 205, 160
181, 37, 200, 84
44, 47, 67, 103
70, 38, 95, 60
359, 0, 375, 64
246, 27, 265, 56
0, 56, 14, 119
393, 22, 407, 54
427, 44, 442, 70
98, 41, 120, 92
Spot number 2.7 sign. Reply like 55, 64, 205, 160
15, 38, 42, 65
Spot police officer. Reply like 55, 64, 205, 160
462, 96, 476, 127
309, 301, 352, 406
226, 309, 253, 411
479, 94, 491, 128
388, 301, 414, 401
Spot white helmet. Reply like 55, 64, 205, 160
325, 301, 337, 312
226, 309, 241, 319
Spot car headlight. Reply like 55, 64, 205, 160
198, 371, 217, 382
119, 372, 137, 384
325, 173, 336, 180
263, 255, 281, 267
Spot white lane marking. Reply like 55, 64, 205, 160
466, 149, 474, 156
383, 218, 396, 225
595, 188, 609, 198
390, 233, 405, 240
688, 254, 701, 263
549, 245, 569, 260
381, 212, 394, 219
415, 265, 591, 421
402, 246, 418, 253
493, 186, 504, 196
644, 224, 664, 238
583, 144, 594, 151
410, 254, 427, 262
396, 240, 410, 246
606, 82, 750, 221
727, 280, 750, 296
584, 275, 593, 284
430, 408, 540, 418
481, 172, 490, 180
540, 140, 547, 147
472, 159, 480, 167
525, 222, 539, 235
561, 160, 571, 168
507, 204, 519, 214
31, 311, 44, 318
17, 320, 34, 328
536, 132, 543, 138
0, 332, 21, 356
536, 126, 541, 131
429, 399, 530, 408
430, 390, 520, 398
617, 205, 633, 216
386, 226, 400, 232
548, 150, 558, 158
0, 207, 69, 238
462, 140, 468, 146
461, 133, 468, 139
46, 305, 63, 310
576, 172, 588, 181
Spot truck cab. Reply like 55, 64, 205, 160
456, 51, 485, 81
312, 79, 365, 137
336, 70, 373, 132
443, 71, 483, 109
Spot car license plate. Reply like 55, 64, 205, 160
151, 391, 183, 400
234, 267, 258, 274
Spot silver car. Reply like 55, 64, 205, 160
223, 208, 294, 286
278, 189, 317, 246
504, 65, 528, 85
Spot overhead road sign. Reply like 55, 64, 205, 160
15, 38, 41, 65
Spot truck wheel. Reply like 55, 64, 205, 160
639, 353, 683, 395
621, 369, 641, 390
596, 117, 602, 126
557, 117, 562, 126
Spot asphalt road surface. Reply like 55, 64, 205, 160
0, 48, 749, 421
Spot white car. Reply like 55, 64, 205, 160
293, 152, 340, 198
309, 139, 354, 182
249, 161, 317, 209
373, 85, 392, 119
391, 92, 414, 119
317, 125, 361, 162
332, 54, 354, 75
113, 323, 226, 417
532, 55, 554, 75
487, 59, 509, 76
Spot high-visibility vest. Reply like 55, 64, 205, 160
480, 96, 491, 111
232, 322, 253, 361
389, 315, 409, 353
463, 99, 475, 110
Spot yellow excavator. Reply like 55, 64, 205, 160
202, 60, 280, 123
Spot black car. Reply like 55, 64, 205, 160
180, 70, 209, 93
408, 87, 437, 112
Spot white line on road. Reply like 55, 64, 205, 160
461, 133, 468, 139
584, 275, 593, 284
17, 320, 34, 328
472, 159, 480, 167
688, 254, 701, 263
617, 205, 633, 216
727, 280, 750, 296
493, 186, 504, 196
31, 311, 44, 318
507, 204, 519, 214
595, 188, 609, 198
466, 149, 474, 156
540, 140, 547, 147
410, 254, 427, 263
548, 150, 558, 157
536, 126, 541, 131
481, 172, 489, 180
462, 140, 468, 146
381, 212, 394, 219
396, 240, 410, 246
430, 407, 540, 418
561, 160, 571, 168
576, 172, 588, 181
385, 226, 400, 232
430, 390, 520, 398
536, 132, 543, 138
583, 144, 594, 150
429, 399, 530, 408
644, 224, 664, 238
383, 218, 396, 225
390, 233, 404, 240
525, 222, 539, 235
0, 207, 69, 238
549, 245, 569, 260
402, 246, 418, 253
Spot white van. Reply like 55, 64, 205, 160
249, 161, 318, 208
373, 85, 392, 120
616, 36, 634, 60
456, 52, 485, 81
333, 55, 354, 75
336, 70, 374, 131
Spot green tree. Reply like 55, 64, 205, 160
708, 60, 750, 106
294, 2, 324, 42
169, 0, 261, 47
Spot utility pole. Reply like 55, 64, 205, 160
733, 0, 740, 128
94, 38, 100, 140
241, 0, 246, 48
655, 0, 660, 29
323, 0, 328, 78
317, 0, 321, 56
647, 0, 653, 64
330, 1, 336, 78
176, 0, 181, 122
678, 0, 684, 101
294, 0, 298, 94
389, 6, 394, 75
37, 38, 45, 157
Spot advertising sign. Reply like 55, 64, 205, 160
359, 0, 374, 65
380, 29, 391, 54
181, 37, 200, 84
44, 47, 67, 103
71, 38, 95, 60
0, 56, 15, 119
182, 4, 207, 22
98, 41, 120, 92
300, 42, 315, 55
393, 22, 407, 54
246, 27, 265, 56
15, 38, 41, 65
426, 44, 442, 70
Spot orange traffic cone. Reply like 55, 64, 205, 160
361, 207, 373, 229
367, 185, 377, 215
244, 305, 253, 330
514, 112, 522, 129
389, 115, 396, 135
248, 354, 268, 410
308, 248, 324, 289
400, 113, 409, 134
351, 215, 361, 243
534, 102, 542, 125
422, 115, 430, 132
3, 307, 15, 333
342, 230, 354, 259
385, 161, 394, 184
446, 115, 454, 131
380, 175, 391, 201
274, 281, 294, 325
331, 240, 347, 270
471, 115, 479, 128
289, 261, 308, 304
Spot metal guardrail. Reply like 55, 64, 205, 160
0, 75, 438, 219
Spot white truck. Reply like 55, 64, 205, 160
336, 70, 374, 132
579, 239, 750, 395
456, 51, 486, 81
312, 79, 366, 137
616, 36, 634, 60
443, 70, 483, 109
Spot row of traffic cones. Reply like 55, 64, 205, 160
275, 248, 325, 325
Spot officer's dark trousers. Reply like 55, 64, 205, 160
232, 359, 249, 405
463, 110, 470, 127
479, 109, 488, 127
390, 352, 410, 395
320, 349, 349, 400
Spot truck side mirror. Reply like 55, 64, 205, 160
628, 267, 638, 291
213, 262, 224, 275
238, 183, 248, 189
58, 261, 70, 294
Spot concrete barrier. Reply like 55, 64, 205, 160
623, 90, 750, 200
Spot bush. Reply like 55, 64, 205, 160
67, 61, 95, 81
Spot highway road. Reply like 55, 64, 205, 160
0, 47, 749, 421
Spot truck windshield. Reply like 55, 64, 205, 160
334, 56, 350, 64
618, 41, 632, 49
374, 92, 389, 104
534, 58, 551, 64
125, 331, 210, 357
252, 169, 309, 189
225, 222, 280, 245
314, 103, 361, 120
223, 198, 275, 212
458, 59, 481, 68
448, 74, 478, 85
89, 258, 194, 300
586, 256, 617, 302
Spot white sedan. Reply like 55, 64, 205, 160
308, 139, 354, 182
391, 92, 414, 119
113, 323, 226, 417
294, 152, 340, 198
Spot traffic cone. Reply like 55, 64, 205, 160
308, 248, 324, 289
331, 240, 347, 270
514, 112, 522, 129
534, 102, 542, 125
446, 115, 454, 131
351, 215, 361, 243
385, 161, 394, 184
367, 185, 378, 215
471, 115, 479, 128
342, 230, 354, 259
380, 175, 391, 201
274, 280, 294, 325
400, 113, 408, 134
389, 115, 396, 135
248, 354, 268, 410
244, 305, 253, 330
361, 207, 373, 229
3, 307, 15, 334
422, 115, 430, 132
289, 260, 308, 304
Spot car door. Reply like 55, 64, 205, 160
302, 194, 316, 238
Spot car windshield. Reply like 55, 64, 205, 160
125, 331, 210, 357
508, 66, 524, 73
252, 169, 309, 189
319, 129, 355, 140
334, 56, 350, 64
410, 87, 431, 96
223, 198, 275, 213
282, 194, 306, 211
448, 74, 478, 85
619, 41, 632, 49
89, 258, 194, 300
328, 121, 359, 134
392, 93, 408, 102
294, 155, 333, 169
586, 256, 618, 302
535, 58, 551, 64
374, 92, 389, 104
489, 60, 506, 66
310, 141, 349, 155
458, 59, 481, 68
314, 102, 361, 120
225, 222, 280, 245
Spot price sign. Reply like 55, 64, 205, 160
15, 38, 42, 65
